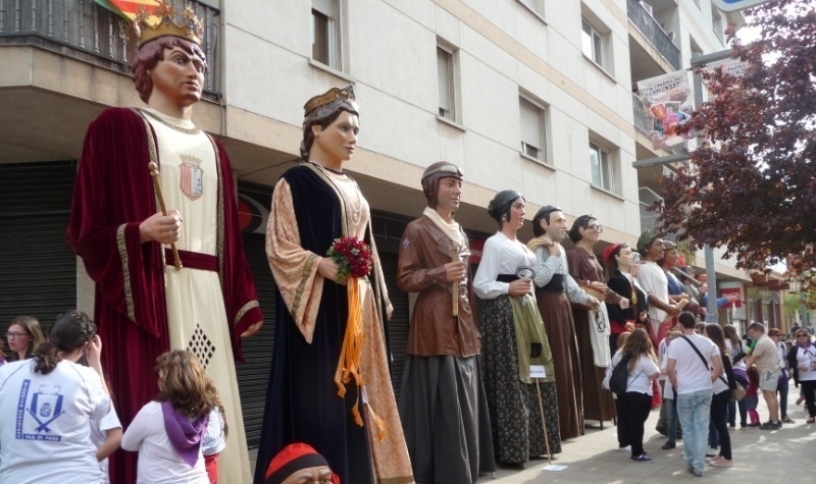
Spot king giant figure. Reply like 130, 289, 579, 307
67, 3, 262, 483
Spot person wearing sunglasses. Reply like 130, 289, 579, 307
395, 162, 495, 483
566, 214, 626, 429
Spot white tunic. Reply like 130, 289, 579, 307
143, 109, 251, 483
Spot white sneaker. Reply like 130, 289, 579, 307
705, 447, 718, 457
619, 445, 631, 451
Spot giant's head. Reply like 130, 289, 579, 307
421, 161, 463, 211
131, 2, 207, 104
300, 85, 359, 160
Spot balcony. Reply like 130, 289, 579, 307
626, 0, 681, 71
0, 0, 220, 96
632, 92, 653, 136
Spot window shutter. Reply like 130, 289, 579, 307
520, 98, 542, 155
437, 47, 453, 118
312, 0, 336, 17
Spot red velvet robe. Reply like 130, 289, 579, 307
67, 107, 263, 483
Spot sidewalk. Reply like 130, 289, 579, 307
479, 395, 815, 483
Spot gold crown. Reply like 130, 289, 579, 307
134, 0, 204, 48
303, 84, 357, 115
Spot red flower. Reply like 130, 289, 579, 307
326, 237, 373, 282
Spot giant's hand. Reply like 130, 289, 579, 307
317, 257, 347, 286
241, 321, 262, 338
140, 209, 183, 244
508, 278, 533, 297
444, 261, 466, 283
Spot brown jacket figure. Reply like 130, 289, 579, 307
396, 162, 495, 484
397, 215, 480, 357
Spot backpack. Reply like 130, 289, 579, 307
608, 352, 633, 395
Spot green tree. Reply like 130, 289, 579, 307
659, 0, 816, 294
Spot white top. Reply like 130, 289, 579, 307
473, 232, 537, 299
609, 351, 659, 395
121, 401, 208, 484
91, 405, 122, 484
660, 353, 675, 400
667, 334, 719, 395
713, 352, 731, 395
657, 338, 670, 382
725, 339, 746, 370
777, 342, 789, 371
202, 406, 226, 456
794, 346, 816, 382
0, 360, 110, 484
637, 261, 669, 325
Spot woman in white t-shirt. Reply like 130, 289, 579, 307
788, 330, 816, 423
609, 329, 660, 462
122, 350, 225, 484
0, 311, 110, 484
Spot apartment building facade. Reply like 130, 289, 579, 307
2, 0, 771, 449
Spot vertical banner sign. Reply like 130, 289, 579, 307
637, 71, 696, 151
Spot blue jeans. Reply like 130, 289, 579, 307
677, 390, 712, 474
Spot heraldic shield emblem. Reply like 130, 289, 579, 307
16, 380, 67, 441
180, 154, 204, 201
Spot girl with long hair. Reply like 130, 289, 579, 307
723, 324, 749, 429
6, 315, 45, 361
608, 328, 659, 462
0, 311, 110, 483
704, 324, 735, 467
122, 350, 225, 483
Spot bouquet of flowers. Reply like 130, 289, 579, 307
326, 236, 372, 283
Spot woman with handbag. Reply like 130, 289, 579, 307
704, 324, 735, 468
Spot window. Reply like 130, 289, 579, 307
581, 18, 606, 69
589, 142, 615, 192
711, 5, 724, 39
437, 45, 456, 121
519, 97, 547, 162
312, 0, 341, 69
519, 0, 545, 18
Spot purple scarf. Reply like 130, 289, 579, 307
161, 401, 209, 467
798, 339, 813, 351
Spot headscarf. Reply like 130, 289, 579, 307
265, 443, 340, 484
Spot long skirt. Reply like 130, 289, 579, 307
572, 308, 617, 423
399, 355, 496, 484
477, 296, 562, 465
536, 291, 584, 439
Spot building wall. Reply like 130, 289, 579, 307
221, 0, 643, 239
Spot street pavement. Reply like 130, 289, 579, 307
479, 395, 815, 483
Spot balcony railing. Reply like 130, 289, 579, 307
626, 0, 681, 71
0, 0, 220, 96
632, 92, 653, 136
640, 202, 661, 234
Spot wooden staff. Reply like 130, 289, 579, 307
451, 246, 459, 317
534, 378, 553, 465
148, 162, 182, 270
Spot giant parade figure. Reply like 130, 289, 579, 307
396, 162, 495, 484
255, 85, 414, 484
67, 3, 263, 483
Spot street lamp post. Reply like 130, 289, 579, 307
632, 49, 737, 323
